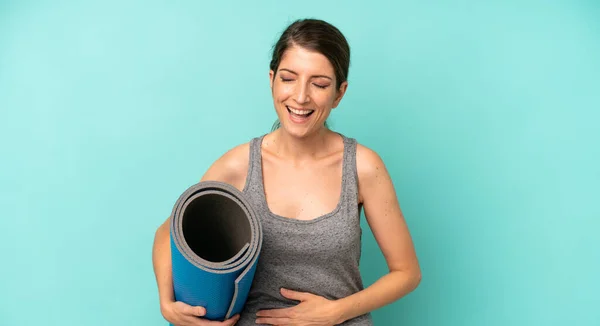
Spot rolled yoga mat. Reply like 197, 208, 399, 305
169, 181, 263, 322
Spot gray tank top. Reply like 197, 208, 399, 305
237, 133, 374, 325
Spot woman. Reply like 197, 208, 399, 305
152, 18, 421, 326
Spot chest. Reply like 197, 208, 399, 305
261, 155, 343, 221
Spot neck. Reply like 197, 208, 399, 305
271, 127, 332, 161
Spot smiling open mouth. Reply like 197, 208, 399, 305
286, 106, 315, 117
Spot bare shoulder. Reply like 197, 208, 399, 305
200, 141, 250, 192
356, 142, 388, 179
355, 142, 392, 203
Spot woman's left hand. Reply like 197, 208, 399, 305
255, 288, 343, 326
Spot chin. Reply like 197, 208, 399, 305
280, 124, 309, 137
280, 123, 325, 139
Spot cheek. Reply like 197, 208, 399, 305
314, 92, 337, 107
273, 84, 293, 102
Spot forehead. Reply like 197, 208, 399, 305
278, 45, 335, 77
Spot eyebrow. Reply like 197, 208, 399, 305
278, 68, 333, 80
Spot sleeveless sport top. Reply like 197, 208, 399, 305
237, 133, 374, 325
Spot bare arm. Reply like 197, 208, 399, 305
334, 144, 421, 323
153, 218, 175, 313
152, 143, 249, 323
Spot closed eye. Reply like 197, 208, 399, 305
280, 77, 328, 89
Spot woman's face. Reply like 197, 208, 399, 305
269, 45, 347, 138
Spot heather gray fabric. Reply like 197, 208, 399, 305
238, 133, 374, 325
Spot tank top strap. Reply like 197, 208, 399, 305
339, 133, 360, 207
242, 134, 267, 195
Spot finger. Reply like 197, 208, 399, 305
280, 288, 311, 302
221, 314, 240, 326
175, 301, 207, 317
255, 317, 290, 325
182, 306, 206, 317
196, 314, 240, 326
256, 307, 294, 318
180, 315, 208, 326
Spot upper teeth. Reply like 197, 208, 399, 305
288, 107, 313, 115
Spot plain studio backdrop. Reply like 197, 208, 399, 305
1, 1, 598, 325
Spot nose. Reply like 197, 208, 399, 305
295, 83, 310, 104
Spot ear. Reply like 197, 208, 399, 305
269, 70, 275, 89
332, 81, 348, 109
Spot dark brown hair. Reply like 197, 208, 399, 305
269, 18, 350, 89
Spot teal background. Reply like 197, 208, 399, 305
1, 0, 599, 325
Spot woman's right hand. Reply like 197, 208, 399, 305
161, 301, 241, 326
